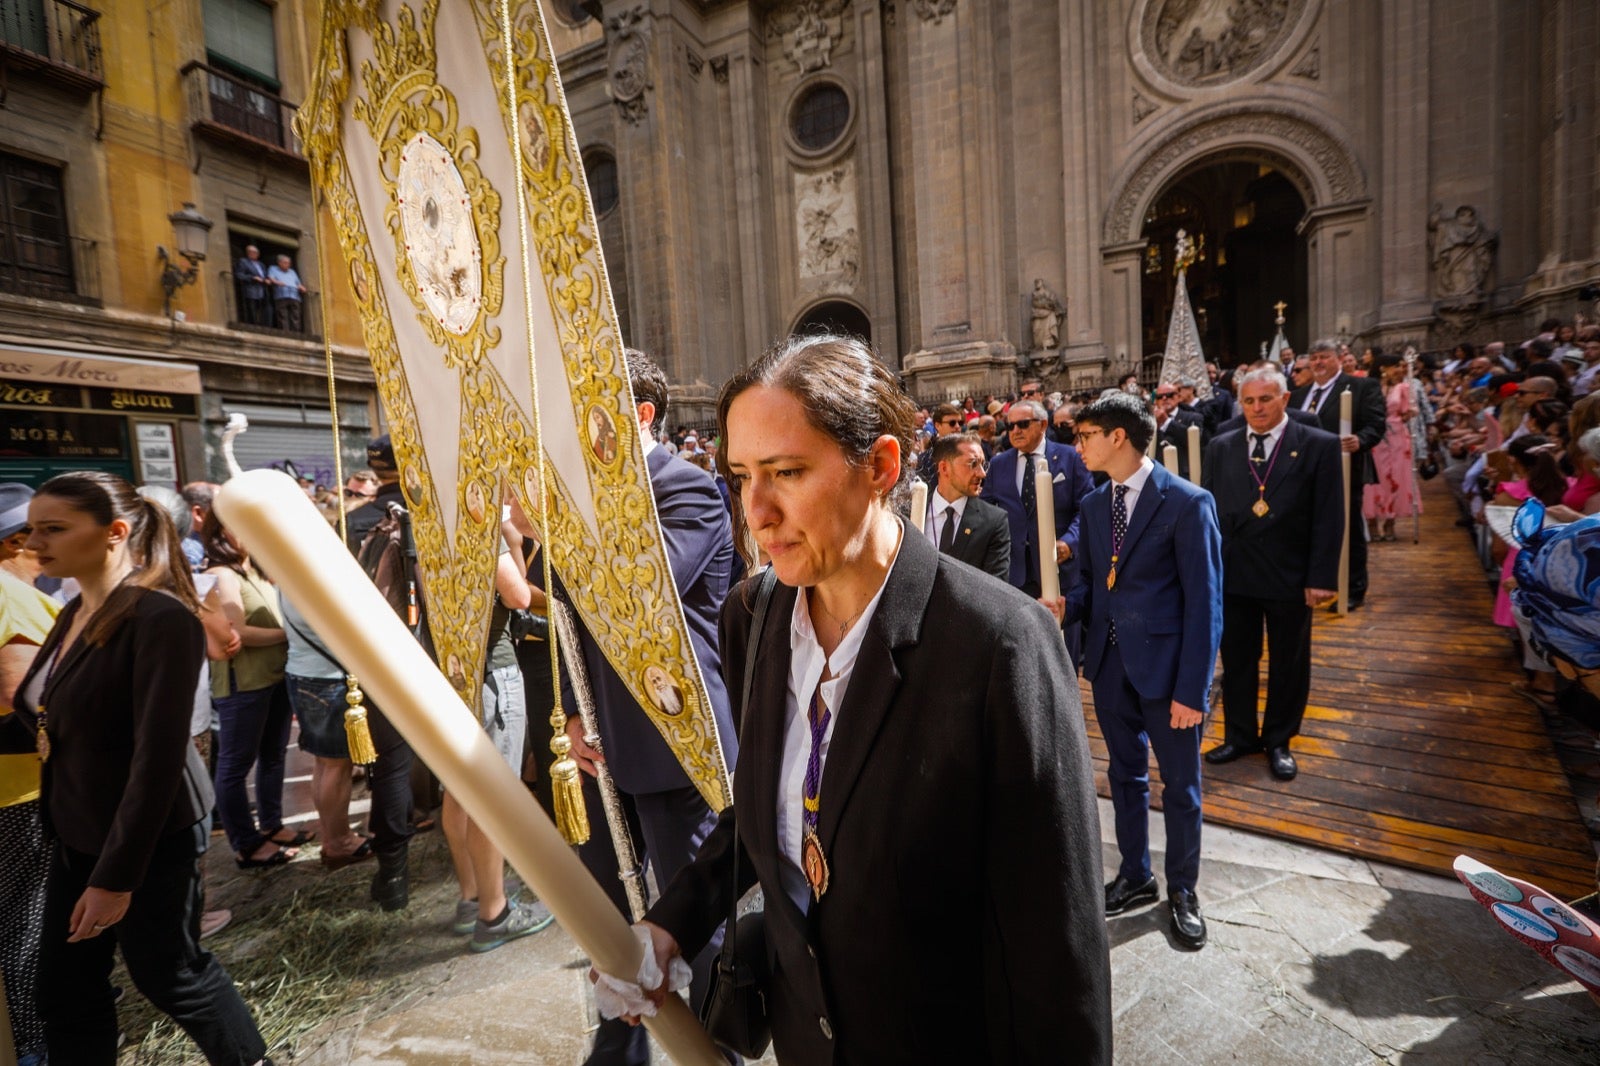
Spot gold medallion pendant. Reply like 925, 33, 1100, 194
802, 828, 830, 901
36, 725, 50, 763
1252, 497, 1270, 517
1106, 566, 1117, 590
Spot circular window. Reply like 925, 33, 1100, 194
553, 0, 592, 27
791, 83, 851, 153
585, 153, 618, 217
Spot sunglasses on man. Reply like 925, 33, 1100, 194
1008, 419, 1038, 431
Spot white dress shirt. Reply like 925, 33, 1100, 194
776, 535, 902, 913
1245, 415, 1290, 462
1014, 444, 1048, 494
1301, 379, 1336, 413
1109, 455, 1155, 517
926, 492, 969, 548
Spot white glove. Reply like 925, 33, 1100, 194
593, 924, 694, 1019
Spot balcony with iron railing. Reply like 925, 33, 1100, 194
182, 60, 305, 165
220, 271, 321, 342
0, 0, 104, 92
0, 235, 101, 307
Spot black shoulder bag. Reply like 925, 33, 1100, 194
700, 566, 778, 1058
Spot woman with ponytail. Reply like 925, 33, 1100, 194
201, 510, 304, 868
1, 471, 269, 1064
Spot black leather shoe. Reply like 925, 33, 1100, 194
1268, 745, 1298, 781
1204, 741, 1261, 765
1169, 889, 1206, 950
370, 851, 409, 912
1104, 874, 1159, 916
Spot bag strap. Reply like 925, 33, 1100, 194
722, 566, 778, 956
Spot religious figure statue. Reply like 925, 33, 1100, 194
1030, 278, 1065, 352
1428, 203, 1497, 310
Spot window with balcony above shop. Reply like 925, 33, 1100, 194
188, 0, 298, 155
0, 150, 98, 304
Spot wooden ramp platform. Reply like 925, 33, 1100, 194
1081, 475, 1598, 898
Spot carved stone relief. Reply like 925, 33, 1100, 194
1030, 278, 1066, 352
1291, 40, 1320, 79
606, 5, 652, 125
710, 55, 730, 84
770, 1, 848, 74
1428, 203, 1497, 314
910, 0, 957, 25
686, 48, 704, 78
1142, 0, 1301, 88
1132, 91, 1159, 125
795, 159, 860, 288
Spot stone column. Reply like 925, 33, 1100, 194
897, 0, 1017, 395
1375, 0, 1434, 334
1300, 204, 1372, 346
1099, 240, 1146, 387
1057, 0, 1107, 369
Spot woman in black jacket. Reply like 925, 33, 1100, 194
611, 336, 1112, 1064
5, 472, 268, 1065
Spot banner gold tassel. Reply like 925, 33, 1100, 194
547, 707, 589, 844
343, 673, 379, 766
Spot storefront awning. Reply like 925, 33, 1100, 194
0, 340, 203, 395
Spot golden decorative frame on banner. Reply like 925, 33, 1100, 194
299, 0, 730, 810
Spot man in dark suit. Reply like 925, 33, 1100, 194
1290, 338, 1386, 608
924, 432, 1009, 581
1152, 380, 1208, 479
980, 399, 1094, 659
561, 349, 737, 1066
1203, 365, 1343, 781
1071, 391, 1223, 950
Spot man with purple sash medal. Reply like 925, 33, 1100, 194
1203, 364, 1343, 782
1070, 392, 1222, 951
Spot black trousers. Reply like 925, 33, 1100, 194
1220, 593, 1313, 751
364, 703, 414, 862
577, 777, 727, 1066
37, 823, 265, 1065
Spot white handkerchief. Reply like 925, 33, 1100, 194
593, 924, 694, 1020
1052, 472, 1065, 483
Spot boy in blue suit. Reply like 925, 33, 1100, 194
1070, 391, 1223, 950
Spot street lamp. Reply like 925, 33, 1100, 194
157, 202, 214, 317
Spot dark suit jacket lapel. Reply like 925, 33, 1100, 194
816, 526, 934, 852
1115, 464, 1167, 563
1265, 421, 1304, 497
743, 581, 807, 929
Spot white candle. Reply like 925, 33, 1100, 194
1035, 462, 1060, 602
910, 478, 929, 534
1162, 443, 1179, 474
1186, 424, 1202, 484
215, 471, 722, 1065
1337, 389, 1353, 615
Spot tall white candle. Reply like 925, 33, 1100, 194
215, 472, 722, 1065
1337, 389, 1353, 615
1186, 424, 1202, 484
1162, 443, 1179, 474
910, 478, 929, 534
1035, 461, 1060, 601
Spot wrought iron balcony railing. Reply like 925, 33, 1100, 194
220, 271, 321, 341
0, 0, 105, 89
182, 60, 302, 159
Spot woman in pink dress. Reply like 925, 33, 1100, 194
1363, 355, 1422, 540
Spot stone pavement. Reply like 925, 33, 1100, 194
266, 799, 1600, 1065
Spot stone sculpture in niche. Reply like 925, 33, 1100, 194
1428, 204, 1497, 312
1030, 279, 1066, 352
1146, 0, 1298, 87
910, 0, 957, 25
606, 5, 652, 125
771, 0, 847, 74
796, 161, 859, 287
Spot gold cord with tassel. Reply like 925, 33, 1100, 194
500, 0, 586, 842
310, 188, 378, 766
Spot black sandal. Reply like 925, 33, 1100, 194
266, 828, 315, 848
236, 846, 294, 870
320, 838, 375, 870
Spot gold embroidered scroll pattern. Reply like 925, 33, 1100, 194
471, 0, 730, 810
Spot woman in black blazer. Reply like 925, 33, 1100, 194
613, 336, 1112, 1064
5, 472, 268, 1065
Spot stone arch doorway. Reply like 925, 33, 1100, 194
1140, 160, 1308, 369
1100, 103, 1371, 377
791, 299, 872, 343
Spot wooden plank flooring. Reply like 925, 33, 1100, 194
1080, 475, 1599, 898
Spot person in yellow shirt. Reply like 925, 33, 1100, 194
0, 481, 62, 1066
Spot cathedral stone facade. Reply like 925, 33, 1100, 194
550, 0, 1600, 419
